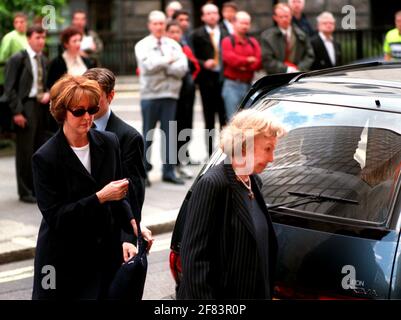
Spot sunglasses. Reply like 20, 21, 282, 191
67, 105, 100, 117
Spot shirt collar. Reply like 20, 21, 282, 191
319, 32, 333, 42
93, 108, 111, 132
205, 25, 219, 34
26, 45, 38, 59
279, 26, 292, 36
150, 34, 164, 44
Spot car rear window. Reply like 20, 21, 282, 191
254, 100, 401, 225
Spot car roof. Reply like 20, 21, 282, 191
263, 63, 401, 113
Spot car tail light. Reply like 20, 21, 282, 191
274, 283, 366, 300
169, 250, 182, 284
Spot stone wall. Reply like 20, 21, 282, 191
114, 0, 371, 39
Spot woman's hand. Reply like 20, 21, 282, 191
96, 178, 129, 204
131, 219, 154, 252
122, 242, 137, 262
141, 225, 154, 252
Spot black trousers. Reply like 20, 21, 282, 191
176, 73, 196, 165
15, 99, 52, 198
197, 71, 227, 157
0, 85, 13, 134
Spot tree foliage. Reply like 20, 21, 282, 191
0, 0, 66, 37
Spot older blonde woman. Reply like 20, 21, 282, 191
31, 75, 136, 299
178, 109, 285, 299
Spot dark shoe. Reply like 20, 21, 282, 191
162, 175, 185, 185
145, 178, 152, 187
20, 195, 37, 204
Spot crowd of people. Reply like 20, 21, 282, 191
135, 0, 346, 185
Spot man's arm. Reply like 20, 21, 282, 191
3, 53, 24, 115
297, 37, 315, 71
261, 32, 287, 74
135, 40, 170, 75
0, 34, 12, 66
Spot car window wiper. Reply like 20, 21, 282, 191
266, 191, 358, 211
288, 191, 359, 205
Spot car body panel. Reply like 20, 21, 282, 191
273, 221, 398, 299
170, 62, 401, 299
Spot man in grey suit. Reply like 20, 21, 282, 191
3, 25, 51, 203
261, 3, 314, 74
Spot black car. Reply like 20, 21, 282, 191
170, 62, 401, 299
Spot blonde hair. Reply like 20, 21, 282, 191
220, 109, 285, 157
50, 75, 101, 123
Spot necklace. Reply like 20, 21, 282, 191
236, 175, 255, 200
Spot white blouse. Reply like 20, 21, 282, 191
70, 143, 91, 174
62, 51, 88, 76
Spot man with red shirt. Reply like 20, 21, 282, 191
222, 11, 261, 119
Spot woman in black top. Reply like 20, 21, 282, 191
47, 27, 95, 89
178, 109, 285, 299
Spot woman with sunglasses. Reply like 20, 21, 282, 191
31, 75, 136, 300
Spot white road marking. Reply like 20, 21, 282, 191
0, 266, 34, 284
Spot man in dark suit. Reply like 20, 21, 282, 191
261, 3, 315, 75
219, 2, 237, 36
310, 12, 342, 70
191, 3, 228, 157
83, 68, 152, 262
3, 25, 51, 203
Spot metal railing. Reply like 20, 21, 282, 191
334, 28, 387, 64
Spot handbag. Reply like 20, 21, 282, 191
108, 220, 148, 300
108, 177, 148, 300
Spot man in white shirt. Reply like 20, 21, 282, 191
310, 11, 342, 70
3, 25, 51, 203
135, 10, 188, 185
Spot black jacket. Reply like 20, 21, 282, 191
105, 111, 146, 220
178, 163, 278, 299
310, 34, 342, 70
47, 54, 93, 89
191, 25, 228, 82
3, 49, 48, 114
31, 129, 134, 300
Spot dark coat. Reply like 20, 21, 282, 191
178, 163, 278, 299
191, 25, 228, 82
105, 111, 146, 220
3, 49, 48, 114
310, 34, 342, 70
47, 54, 93, 89
104, 111, 146, 244
261, 24, 315, 74
31, 129, 134, 300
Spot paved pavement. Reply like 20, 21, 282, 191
0, 75, 210, 265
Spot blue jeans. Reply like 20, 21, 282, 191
141, 98, 177, 178
222, 79, 251, 120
